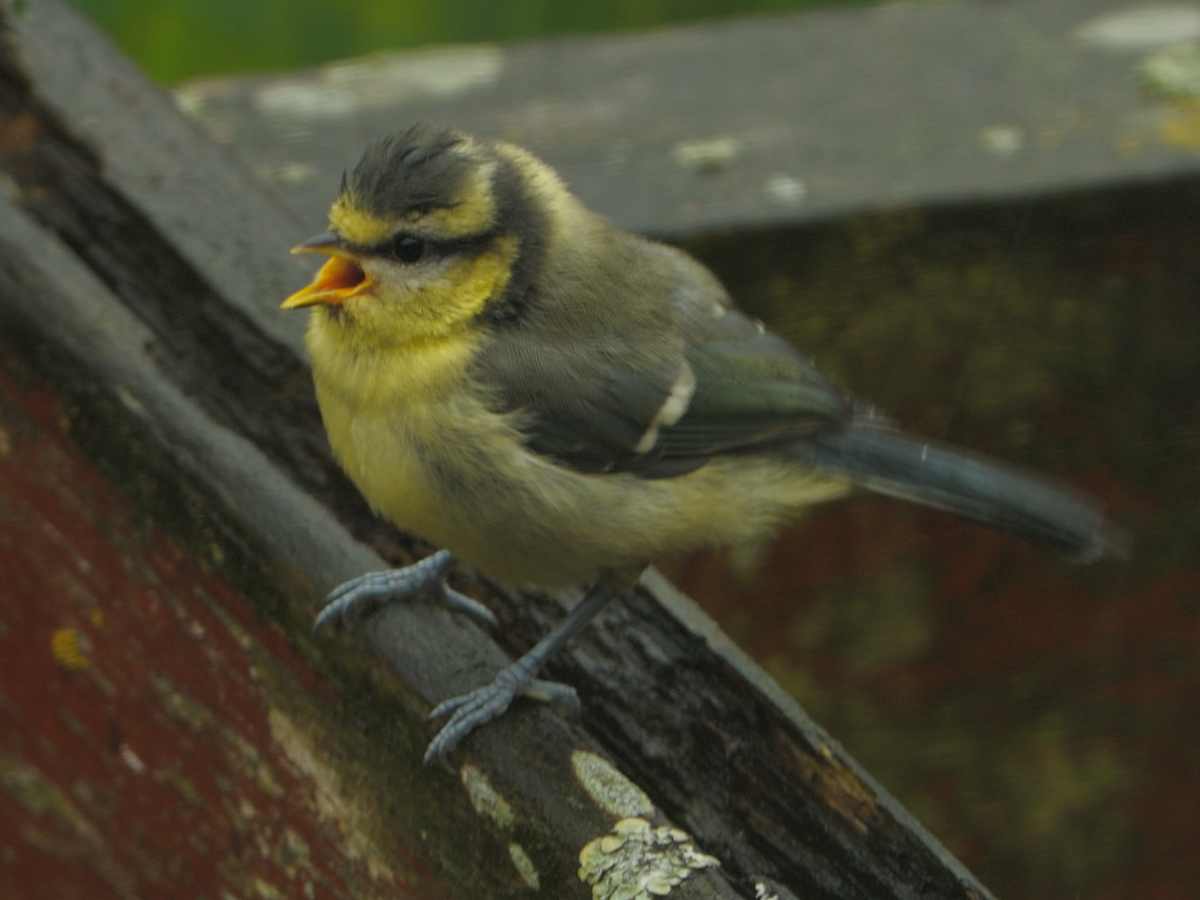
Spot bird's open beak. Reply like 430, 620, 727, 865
281, 232, 371, 309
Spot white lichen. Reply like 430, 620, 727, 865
1139, 41, 1200, 98
578, 817, 719, 900
571, 750, 654, 818
672, 136, 741, 173
509, 842, 540, 890
460, 763, 514, 830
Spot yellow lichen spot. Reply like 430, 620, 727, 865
460, 763, 514, 830
508, 842, 540, 890
50, 628, 89, 670
572, 750, 654, 818
89, 607, 104, 629
1158, 99, 1200, 152
578, 817, 719, 900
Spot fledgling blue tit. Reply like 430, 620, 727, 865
282, 125, 1126, 764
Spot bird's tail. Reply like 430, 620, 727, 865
794, 425, 1128, 562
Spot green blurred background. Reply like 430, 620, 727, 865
67, 0, 865, 83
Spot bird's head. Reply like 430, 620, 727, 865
282, 125, 565, 346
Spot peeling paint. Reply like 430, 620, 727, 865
578, 817, 719, 900
252, 876, 286, 899
226, 728, 285, 799
117, 743, 146, 774
0, 358, 452, 897
0, 755, 135, 898
266, 707, 397, 883
150, 672, 216, 730
571, 750, 654, 818
461, 763, 515, 830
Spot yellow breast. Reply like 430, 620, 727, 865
307, 308, 483, 530
305, 304, 851, 590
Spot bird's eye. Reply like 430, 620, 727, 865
392, 235, 425, 263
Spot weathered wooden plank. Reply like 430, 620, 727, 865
173, 0, 1200, 239
0, 0, 1005, 897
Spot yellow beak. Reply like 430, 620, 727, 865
281, 232, 372, 309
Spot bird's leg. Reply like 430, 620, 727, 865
312, 549, 498, 636
424, 570, 630, 766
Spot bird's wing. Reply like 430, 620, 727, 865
472, 307, 852, 477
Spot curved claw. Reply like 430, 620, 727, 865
312, 550, 461, 637
423, 670, 583, 765
424, 665, 530, 766
312, 574, 373, 635
443, 586, 499, 630
421, 574, 627, 764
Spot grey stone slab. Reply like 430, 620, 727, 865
175, 0, 1200, 238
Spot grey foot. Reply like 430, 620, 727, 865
424, 667, 579, 766
422, 572, 628, 765
313, 549, 497, 636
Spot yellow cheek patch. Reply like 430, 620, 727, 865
309, 234, 520, 360
405, 234, 516, 334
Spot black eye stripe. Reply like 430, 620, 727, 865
366, 230, 497, 262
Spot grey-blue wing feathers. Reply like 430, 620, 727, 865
473, 306, 852, 475
797, 426, 1129, 561
470, 261, 1124, 561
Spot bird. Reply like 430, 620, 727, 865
281, 124, 1126, 765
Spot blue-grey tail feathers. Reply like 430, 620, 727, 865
797, 426, 1129, 562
